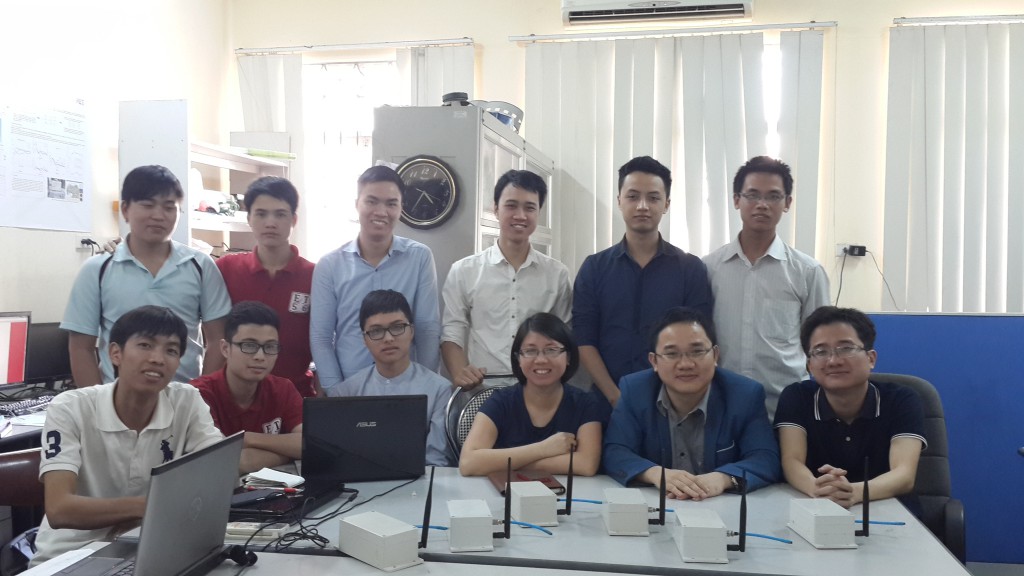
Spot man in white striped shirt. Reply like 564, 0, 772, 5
703, 156, 829, 418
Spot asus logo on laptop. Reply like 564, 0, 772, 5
356, 421, 377, 428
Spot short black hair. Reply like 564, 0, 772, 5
121, 165, 184, 205
359, 289, 413, 331
109, 305, 188, 351
732, 156, 794, 197
618, 156, 672, 199
493, 170, 548, 208
225, 301, 280, 343
357, 165, 405, 196
244, 176, 299, 213
800, 306, 876, 354
510, 313, 580, 385
649, 307, 717, 352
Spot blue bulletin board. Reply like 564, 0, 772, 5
869, 313, 1024, 564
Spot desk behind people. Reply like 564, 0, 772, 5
268, 468, 966, 576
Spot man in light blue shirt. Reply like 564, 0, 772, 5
62, 165, 232, 386
325, 290, 451, 466
310, 166, 441, 388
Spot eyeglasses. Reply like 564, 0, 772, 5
739, 192, 787, 205
653, 348, 714, 362
808, 345, 867, 362
231, 341, 281, 355
364, 322, 411, 341
518, 347, 567, 359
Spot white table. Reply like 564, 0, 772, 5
266, 468, 969, 576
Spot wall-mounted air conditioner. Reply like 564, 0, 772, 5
562, 0, 752, 26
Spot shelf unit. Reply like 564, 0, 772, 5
118, 100, 289, 255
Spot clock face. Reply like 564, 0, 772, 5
397, 156, 459, 229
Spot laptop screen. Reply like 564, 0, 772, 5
303, 395, 428, 484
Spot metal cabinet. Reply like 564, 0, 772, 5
372, 105, 555, 287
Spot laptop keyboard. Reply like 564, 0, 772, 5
109, 561, 135, 575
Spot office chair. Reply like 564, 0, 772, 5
0, 447, 43, 507
444, 385, 503, 456
0, 448, 43, 576
872, 373, 966, 563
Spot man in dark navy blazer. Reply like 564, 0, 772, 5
603, 307, 781, 499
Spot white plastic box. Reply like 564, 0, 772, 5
338, 511, 424, 571
602, 488, 650, 536
672, 508, 728, 563
447, 499, 495, 552
788, 498, 857, 549
510, 481, 558, 527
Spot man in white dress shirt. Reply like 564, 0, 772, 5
442, 170, 572, 388
703, 156, 829, 417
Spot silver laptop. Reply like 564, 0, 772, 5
57, 432, 244, 576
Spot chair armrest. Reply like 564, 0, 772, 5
944, 498, 966, 564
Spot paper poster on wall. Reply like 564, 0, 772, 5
0, 98, 91, 232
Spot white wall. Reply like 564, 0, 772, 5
232, 0, 1023, 311
4, 0, 1020, 321
0, 0, 233, 321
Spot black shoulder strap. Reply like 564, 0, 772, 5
96, 254, 205, 330
191, 257, 204, 321
97, 254, 114, 332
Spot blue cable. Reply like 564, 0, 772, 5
745, 532, 793, 544
509, 520, 553, 535
557, 498, 603, 505
855, 520, 905, 526
413, 525, 449, 531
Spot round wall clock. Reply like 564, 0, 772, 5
396, 155, 459, 230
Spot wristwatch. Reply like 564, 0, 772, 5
729, 475, 741, 491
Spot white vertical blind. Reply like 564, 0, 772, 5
396, 45, 475, 106
525, 30, 825, 275
884, 23, 1024, 312
237, 54, 303, 132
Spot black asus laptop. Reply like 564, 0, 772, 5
303, 395, 428, 483
57, 432, 244, 576
228, 395, 427, 522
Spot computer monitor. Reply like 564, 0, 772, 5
0, 311, 31, 391
25, 322, 72, 387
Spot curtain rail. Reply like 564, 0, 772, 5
236, 38, 474, 55
509, 21, 835, 44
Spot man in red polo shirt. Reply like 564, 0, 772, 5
192, 301, 303, 470
217, 176, 318, 397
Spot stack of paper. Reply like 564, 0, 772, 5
243, 467, 304, 488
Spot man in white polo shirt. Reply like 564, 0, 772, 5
34, 306, 225, 564
442, 170, 571, 388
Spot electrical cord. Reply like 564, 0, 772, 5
856, 519, 905, 526
557, 498, 603, 505
726, 531, 793, 544
414, 525, 449, 531
508, 520, 553, 535
867, 250, 903, 310
835, 250, 848, 305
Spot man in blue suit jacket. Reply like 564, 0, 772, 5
604, 307, 781, 499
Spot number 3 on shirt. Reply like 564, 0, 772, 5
45, 430, 62, 458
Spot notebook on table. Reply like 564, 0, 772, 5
57, 432, 244, 576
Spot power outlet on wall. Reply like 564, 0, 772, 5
835, 244, 866, 257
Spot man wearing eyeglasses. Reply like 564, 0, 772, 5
604, 307, 780, 499
324, 290, 451, 466
191, 301, 303, 471
703, 156, 829, 418
774, 306, 926, 510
